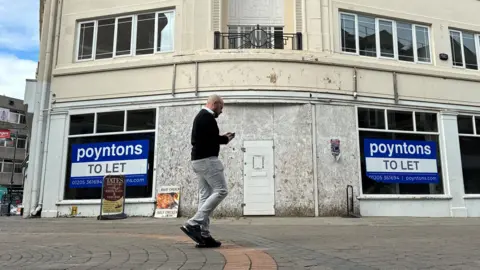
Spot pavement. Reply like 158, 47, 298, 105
1, 216, 480, 270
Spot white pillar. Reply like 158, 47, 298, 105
439, 111, 467, 217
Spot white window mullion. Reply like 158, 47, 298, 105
154, 12, 159, 53
113, 18, 119, 57
473, 116, 477, 135
412, 24, 419, 63
412, 111, 417, 132
132, 15, 138, 56
354, 14, 359, 55
375, 18, 380, 59
393, 21, 399, 60
475, 34, 480, 71
460, 31, 466, 68
384, 109, 389, 131
92, 20, 98, 60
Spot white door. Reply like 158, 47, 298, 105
243, 140, 275, 215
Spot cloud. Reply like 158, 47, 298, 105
0, 54, 37, 99
0, 0, 39, 52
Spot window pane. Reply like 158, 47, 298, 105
3, 162, 13, 173
457, 115, 474, 134
387, 110, 414, 131
460, 137, 480, 194
95, 19, 115, 59
115, 17, 132, 56
462, 32, 478, 70
136, 13, 155, 55
358, 108, 385, 129
358, 15, 376, 57
378, 20, 394, 58
127, 109, 156, 131
360, 131, 443, 195
397, 22, 414, 62
69, 114, 95, 135
450, 31, 464, 67
19, 114, 26, 124
157, 12, 174, 52
415, 112, 438, 132
14, 164, 22, 173
96, 111, 125, 133
476, 117, 480, 135
17, 139, 26, 149
415, 26, 430, 62
78, 22, 95, 60
340, 14, 356, 53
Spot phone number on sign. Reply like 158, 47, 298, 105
368, 175, 400, 181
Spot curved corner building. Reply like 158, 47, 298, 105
23, 0, 480, 218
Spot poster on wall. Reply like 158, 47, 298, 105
98, 174, 127, 220
154, 186, 180, 218
364, 139, 439, 184
69, 140, 149, 188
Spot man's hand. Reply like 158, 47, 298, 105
224, 132, 235, 142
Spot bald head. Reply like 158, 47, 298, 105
205, 94, 224, 118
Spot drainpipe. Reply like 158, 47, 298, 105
311, 103, 319, 217
30, 0, 58, 216
35, 0, 64, 216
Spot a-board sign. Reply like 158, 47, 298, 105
364, 139, 439, 184
98, 174, 127, 220
154, 186, 180, 218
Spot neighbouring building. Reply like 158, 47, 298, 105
0, 96, 29, 213
22, 0, 480, 218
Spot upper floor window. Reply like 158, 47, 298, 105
340, 12, 431, 64
449, 30, 480, 70
76, 10, 175, 62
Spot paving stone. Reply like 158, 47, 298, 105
1, 216, 480, 269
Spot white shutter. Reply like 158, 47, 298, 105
295, 0, 303, 33
212, 0, 221, 31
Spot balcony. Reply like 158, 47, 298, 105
214, 25, 302, 50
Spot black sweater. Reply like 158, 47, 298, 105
191, 109, 229, 160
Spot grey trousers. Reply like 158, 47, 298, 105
187, 157, 228, 237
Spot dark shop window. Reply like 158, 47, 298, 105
388, 110, 414, 131
96, 111, 125, 133
457, 115, 474, 134
358, 108, 385, 129
460, 136, 480, 194
126, 109, 156, 131
416, 112, 438, 132
69, 114, 94, 135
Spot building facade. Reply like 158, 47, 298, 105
0, 96, 29, 213
23, 0, 480, 218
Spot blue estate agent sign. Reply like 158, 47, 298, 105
364, 139, 439, 184
70, 140, 149, 188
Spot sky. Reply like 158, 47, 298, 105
0, 0, 39, 100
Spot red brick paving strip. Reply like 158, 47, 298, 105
217, 244, 277, 270
113, 232, 278, 269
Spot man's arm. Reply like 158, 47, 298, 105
205, 115, 231, 144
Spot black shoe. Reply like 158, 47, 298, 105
180, 224, 205, 245
195, 235, 221, 248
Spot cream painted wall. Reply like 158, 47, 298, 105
48, 0, 480, 106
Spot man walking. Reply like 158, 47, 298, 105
181, 94, 234, 248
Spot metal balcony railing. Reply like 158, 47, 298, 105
214, 25, 303, 50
